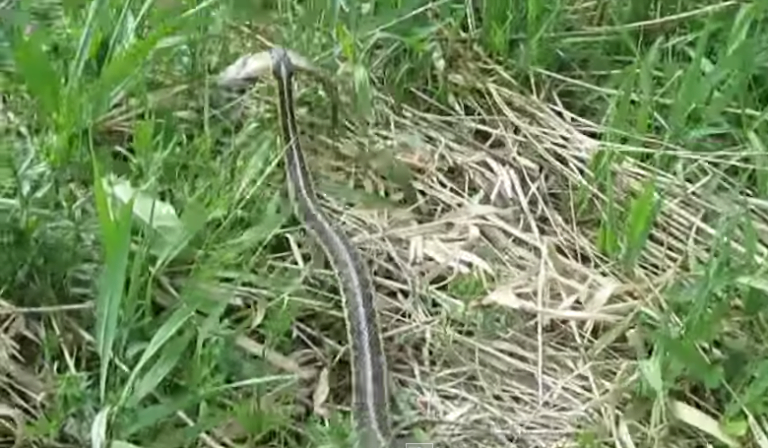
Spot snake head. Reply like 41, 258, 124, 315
216, 46, 340, 132
216, 50, 274, 87
216, 47, 320, 87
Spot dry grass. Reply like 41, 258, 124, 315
281, 47, 768, 447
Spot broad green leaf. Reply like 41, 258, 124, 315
12, 31, 62, 121
98, 175, 205, 270
108, 177, 180, 232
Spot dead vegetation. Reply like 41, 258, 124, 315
299, 48, 768, 447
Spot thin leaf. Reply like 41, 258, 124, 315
127, 327, 195, 408
70, 0, 109, 88
623, 179, 660, 270
670, 400, 739, 448
122, 395, 199, 438
91, 406, 111, 448
118, 304, 196, 407
93, 163, 134, 403
90, 24, 176, 118
736, 275, 768, 294
747, 414, 768, 448
638, 356, 664, 397
111, 442, 144, 448
353, 63, 372, 122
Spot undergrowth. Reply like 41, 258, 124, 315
1, 0, 767, 447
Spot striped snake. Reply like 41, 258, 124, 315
217, 48, 392, 448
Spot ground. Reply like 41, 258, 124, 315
1, 1, 767, 448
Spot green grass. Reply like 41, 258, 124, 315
2, 0, 768, 447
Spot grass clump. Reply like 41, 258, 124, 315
1, 1, 768, 448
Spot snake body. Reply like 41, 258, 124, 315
264, 48, 392, 448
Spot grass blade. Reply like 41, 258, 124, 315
622, 179, 661, 271
69, 0, 109, 88
118, 303, 196, 407
126, 327, 195, 408
93, 163, 134, 403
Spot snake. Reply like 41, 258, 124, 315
217, 48, 392, 448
